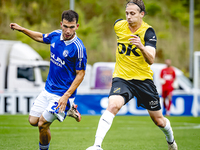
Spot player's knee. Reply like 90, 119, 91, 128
28, 116, 39, 126
38, 120, 47, 131
152, 117, 165, 127
107, 102, 121, 115
38, 117, 51, 131
38, 121, 44, 129
107, 96, 124, 114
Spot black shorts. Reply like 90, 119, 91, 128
109, 77, 161, 111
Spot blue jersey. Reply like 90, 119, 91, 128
43, 30, 87, 97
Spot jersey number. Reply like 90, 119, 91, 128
51, 102, 58, 110
118, 43, 140, 56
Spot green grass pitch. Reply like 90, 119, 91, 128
0, 115, 200, 150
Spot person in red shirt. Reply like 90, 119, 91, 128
160, 59, 176, 116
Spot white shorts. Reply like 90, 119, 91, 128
29, 89, 75, 122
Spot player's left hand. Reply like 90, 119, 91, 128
129, 35, 144, 50
56, 95, 69, 113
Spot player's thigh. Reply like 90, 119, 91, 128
30, 90, 49, 118
29, 90, 49, 125
148, 109, 166, 127
108, 78, 132, 114
109, 77, 133, 104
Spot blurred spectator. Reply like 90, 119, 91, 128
160, 59, 176, 116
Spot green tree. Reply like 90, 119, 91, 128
1, 0, 200, 77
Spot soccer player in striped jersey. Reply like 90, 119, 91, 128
86, 0, 177, 150
10, 10, 87, 150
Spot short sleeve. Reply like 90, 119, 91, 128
144, 28, 157, 49
75, 47, 87, 71
43, 30, 61, 44
43, 33, 52, 44
114, 19, 123, 32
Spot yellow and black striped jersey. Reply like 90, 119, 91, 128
113, 19, 157, 81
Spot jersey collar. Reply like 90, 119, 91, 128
60, 32, 77, 46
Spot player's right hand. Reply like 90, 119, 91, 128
10, 23, 23, 31
56, 95, 69, 113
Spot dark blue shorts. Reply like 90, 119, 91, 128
109, 77, 161, 111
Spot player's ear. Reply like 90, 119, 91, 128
60, 21, 63, 27
140, 11, 145, 18
76, 24, 79, 29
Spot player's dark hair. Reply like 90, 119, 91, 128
62, 10, 79, 23
126, 0, 146, 15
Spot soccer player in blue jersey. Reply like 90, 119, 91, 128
10, 10, 87, 150
87, 0, 177, 150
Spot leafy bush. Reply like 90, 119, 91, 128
146, 3, 161, 16
1, 0, 200, 74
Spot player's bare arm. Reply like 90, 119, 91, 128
129, 35, 155, 65
140, 46, 155, 65
10, 23, 44, 43
56, 69, 85, 112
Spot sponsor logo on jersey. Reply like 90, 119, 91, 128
118, 43, 140, 56
50, 52, 65, 67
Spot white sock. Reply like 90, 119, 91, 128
94, 110, 115, 147
159, 118, 174, 143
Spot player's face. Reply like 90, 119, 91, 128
165, 59, 171, 67
61, 19, 79, 41
126, 4, 144, 27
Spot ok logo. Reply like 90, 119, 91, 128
117, 43, 140, 56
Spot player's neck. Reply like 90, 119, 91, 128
129, 20, 142, 33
